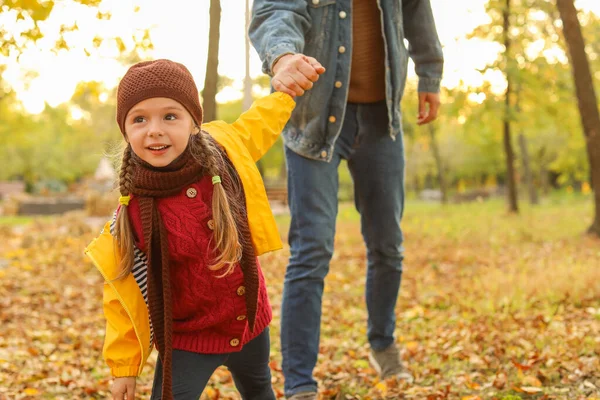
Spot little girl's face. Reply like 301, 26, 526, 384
124, 97, 196, 167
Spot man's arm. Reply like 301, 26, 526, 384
249, 0, 312, 76
403, 0, 444, 124
249, 1, 325, 97
403, 0, 444, 93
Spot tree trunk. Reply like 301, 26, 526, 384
413, 175, 421, 196
244, 0, 264, 177
540, 166, 550, 195
279, 157, 287, 181
202, 0, 221, 122
428, 124, 448, 204
556, 0, 600, 236
515, 87, 538, 205
518, 133, 539, 205
503, 0, 519, 213
243, 0, 253, 113
537, 146, 550, 195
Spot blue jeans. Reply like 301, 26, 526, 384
150, 328, 275, 400
281, 101, 405, 397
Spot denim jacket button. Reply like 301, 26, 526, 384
335, 81, 343, 88
320, 150, 328, 158
328, 115, 336, 123
312, 0, 319, 4
339, 11, 347, 19
338, 46, 346, 54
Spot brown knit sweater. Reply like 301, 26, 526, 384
348, 0, 387, 103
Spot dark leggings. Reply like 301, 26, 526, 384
150, 328, 275, 400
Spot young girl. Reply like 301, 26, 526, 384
84, 59, 324, 400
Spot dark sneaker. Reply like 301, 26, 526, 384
368, 343, 414, 382
287, 392, 318, 400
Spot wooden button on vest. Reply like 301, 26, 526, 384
236, 286, 246, 296
186, 188, 197, 198
230, 338, 240, 347
207, 219, 215, 230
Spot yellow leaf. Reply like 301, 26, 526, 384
521, 386, 543, 394
522, 376, 542, 387
202, 387, 216, 399
405, 341, 419, 352
465, 380, 481, 390
461, 396, 482, 400
24, 388, 40, 395
404, 306, 424, 319
375, 381, 388, 396
469, 354, 484, 365
582, 182, 591, 194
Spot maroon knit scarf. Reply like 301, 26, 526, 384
130, 134, 259, 400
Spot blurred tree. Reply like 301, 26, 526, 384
0, 0, 153, 58
403, 81, 450, 202
467, 0, 597, 198
555, 0, 600, 235
502, 0, 520, 212
428, 123, 449, 203
203, 0, 221, 122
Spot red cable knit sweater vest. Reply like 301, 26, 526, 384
127, 175, 272, 354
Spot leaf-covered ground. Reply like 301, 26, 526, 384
1, 195, 599, 399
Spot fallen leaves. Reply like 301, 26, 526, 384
1, 201, 599, 399
493, 372, 507, 390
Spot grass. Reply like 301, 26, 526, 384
1, 192, 598, 399
0, 215, 56, 227
267, 192, 599, 399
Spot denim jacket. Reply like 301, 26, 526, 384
249, 0, 444, 162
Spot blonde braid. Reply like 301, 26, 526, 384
114, 144, 137, 280
190, 132, 241, 275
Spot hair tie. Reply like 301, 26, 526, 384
212, 176, 221, 185
119, 195, 131, 206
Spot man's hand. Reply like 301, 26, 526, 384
417, 92, 441, 125
111, 377, 136, 400
272, 54, 326, 97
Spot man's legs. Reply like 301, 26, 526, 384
347, 102, 408, 374
281, 106, 359, 397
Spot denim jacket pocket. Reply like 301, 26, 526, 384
305, 0, 337, 62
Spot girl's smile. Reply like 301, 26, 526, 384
146, 143, 172, 156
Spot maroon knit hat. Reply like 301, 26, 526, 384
116, 59, 203, 136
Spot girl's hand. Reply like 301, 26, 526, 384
111, 377, 136, 400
